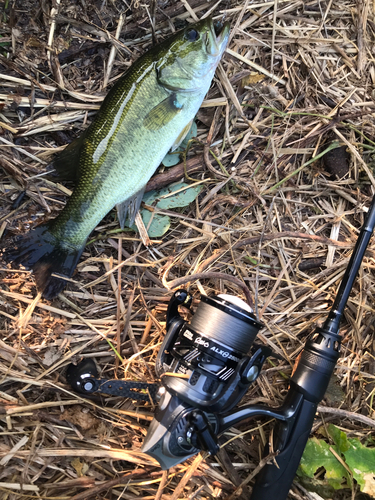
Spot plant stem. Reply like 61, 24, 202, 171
263, 141, 340, 194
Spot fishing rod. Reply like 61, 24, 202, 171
66, 193, 375, 498
250, 191, 375, 499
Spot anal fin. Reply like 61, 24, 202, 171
116, 187, 146, 228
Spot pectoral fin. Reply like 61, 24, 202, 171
143, 93, 183, 130
116, 187, 146, 228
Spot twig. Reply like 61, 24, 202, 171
317, 405, 375, 427
102, 13, 125, 89
69, 468, 159, 500
170, 454, 205, 500
163, 271, 254, 309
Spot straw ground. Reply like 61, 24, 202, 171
1, 1, 375, 499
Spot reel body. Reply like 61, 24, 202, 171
66, 289, 280, 469
141, 290, 270, 468
65, 289, 343, 472
156, 291, 264, 412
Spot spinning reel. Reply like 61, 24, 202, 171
67, 289, 280, 469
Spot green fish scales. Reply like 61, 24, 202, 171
2, 18, 230, 299
54, 54, 199, 243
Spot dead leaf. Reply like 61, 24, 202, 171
241, 73, 265, 86
71, 457, 89, 477
43, 347, 62, 367
362, 472, 375, 496
61, 406, 103, 436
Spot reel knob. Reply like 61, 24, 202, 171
66, 359, 99, 394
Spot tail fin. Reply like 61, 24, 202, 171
1, 224, 85, 300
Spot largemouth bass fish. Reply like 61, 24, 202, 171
2, 18, 229, 299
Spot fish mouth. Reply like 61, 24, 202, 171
211, 19, 230, 52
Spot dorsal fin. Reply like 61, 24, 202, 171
49, 129, 88, 182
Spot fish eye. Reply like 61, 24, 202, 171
185, 29, 199, 42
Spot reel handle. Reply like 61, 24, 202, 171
66, 359, 159, 403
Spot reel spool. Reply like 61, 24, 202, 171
156, 292, 263, 412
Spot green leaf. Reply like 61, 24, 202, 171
179, 121, 198, 149
299, 425, 375, 497
344, 439, 375, 496
139, 210, 171, 238
244, 256, 258, 265
325, 423, 350, 454
299, 436, 351, 490
0, 34, 10, 48
128, 181, 203, 237
161, 151, 181, 167
143, 181, 202, 210
295, 476, 336, 499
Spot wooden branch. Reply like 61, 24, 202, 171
145, 155, 205, 192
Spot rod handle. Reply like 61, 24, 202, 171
250, 389, 317, 500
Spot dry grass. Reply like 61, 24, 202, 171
1, 0, 375, 499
